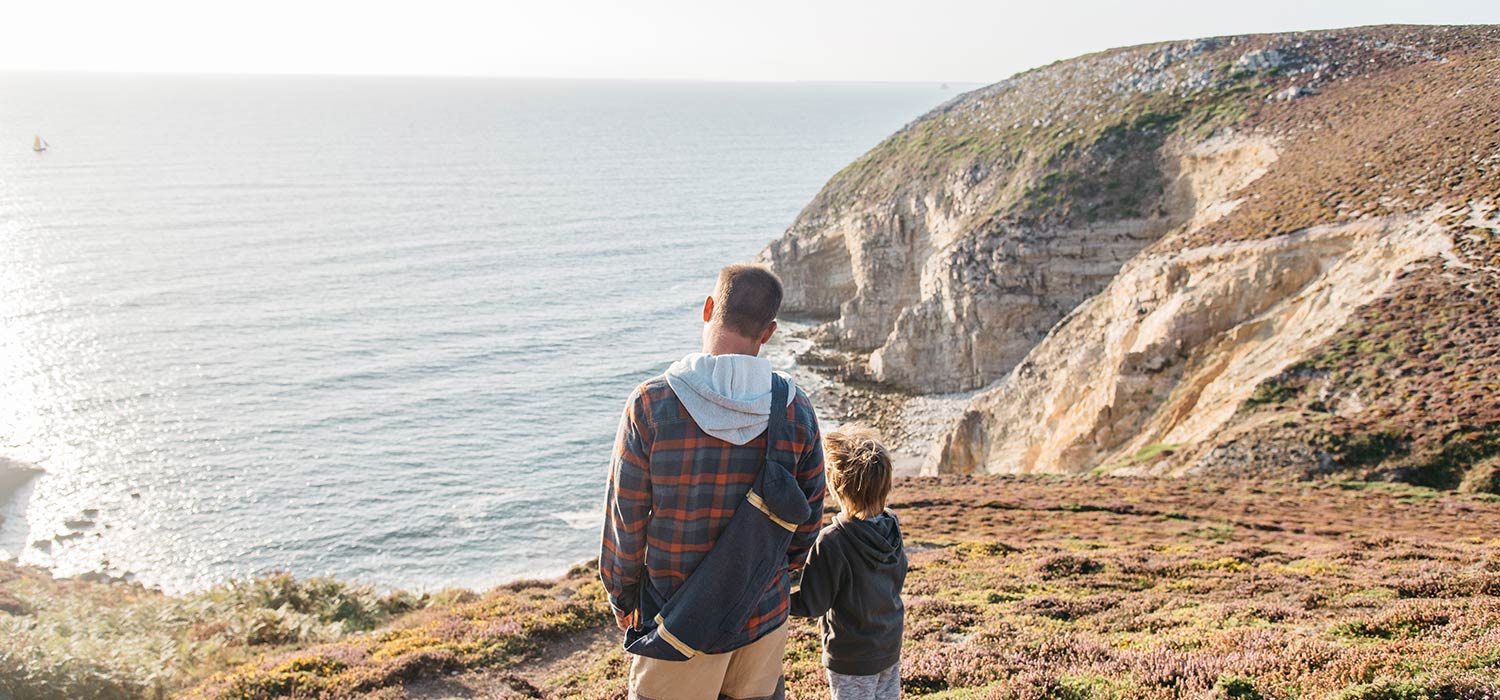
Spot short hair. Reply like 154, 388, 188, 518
713, 264, 783, 339
824, 426, 893, 520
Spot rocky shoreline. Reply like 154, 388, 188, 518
0, 457, 42, 532
767, 323, 971, 475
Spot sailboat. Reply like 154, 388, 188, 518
32, 135, 48, 152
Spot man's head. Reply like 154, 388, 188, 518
701, 264, 783, 353
823, 426, 893, 520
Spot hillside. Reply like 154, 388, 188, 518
9, 24, 1500, 700
7, 477, 1499, 699
759, 25, 1500, 487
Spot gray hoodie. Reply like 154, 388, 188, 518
664, 352, 787, 444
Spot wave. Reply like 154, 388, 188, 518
0, 456, 44, 501
0, 456, 44, 559
553, 509, 601, 531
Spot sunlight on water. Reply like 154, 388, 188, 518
0, 75, 957, 592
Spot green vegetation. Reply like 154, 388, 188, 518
1245, 379, 1299, 407
190, 569, 608, 700
0, 570, 431, 700
1317, 429, 1409, 469
12, 25, 1500, 700
1131, 443, 1181, 464
8, 477, 1500, 700
812, 35, 1283, 229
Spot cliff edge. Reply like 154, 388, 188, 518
760, 25, 1500, 488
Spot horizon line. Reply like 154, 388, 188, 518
0, 68, 991, 87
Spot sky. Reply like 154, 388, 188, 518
2, 0, 1497, 83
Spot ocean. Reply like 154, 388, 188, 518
0, 74, 955, 593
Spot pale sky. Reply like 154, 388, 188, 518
3, 0, 1497, 83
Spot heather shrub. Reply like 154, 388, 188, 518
1018, 593, 1121, 620
1035, 553, 1104, 578
0, 569, 424, 700
905, 597, 982, 639
983, 671, 1105, 700
190, 568, 608, 699
902, 642, 1019, 692
1214, 675, 1263, 700
13, 475, 1500, 700
1338, 672, 1500, 700
1333, 602, 1452, 639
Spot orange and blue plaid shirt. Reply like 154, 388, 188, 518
601, 374, 826, 646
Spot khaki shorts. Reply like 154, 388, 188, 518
629, 623, 788, 700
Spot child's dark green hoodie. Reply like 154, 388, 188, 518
789, 510, 907, 676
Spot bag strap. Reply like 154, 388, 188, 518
763, 373, 792, 468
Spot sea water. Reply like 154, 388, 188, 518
0, 74, 955, 592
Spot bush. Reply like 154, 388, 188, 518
1036, 554, 1104, 579
0, 568, 441, 700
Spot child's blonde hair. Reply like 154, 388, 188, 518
823, 426, 893, 520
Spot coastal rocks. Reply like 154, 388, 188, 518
1182, 434, 1337, 480
778, 127, 1279, 395
0, 457, 41, 506
927, 210, 1454, 475
774, 330, 971, 474
868, 217, 1167, 392
765, 25, 1500, 485
0, 457, 43, 533
761, 33, 1304, 394
1137, 39, 1220, 73
759, 181, 987, 351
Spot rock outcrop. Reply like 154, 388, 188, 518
763, 25, 1500, 487
932, 210, 1453, 475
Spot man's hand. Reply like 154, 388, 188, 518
614, 608, 635, 631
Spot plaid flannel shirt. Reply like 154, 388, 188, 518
601, 374, 826, 646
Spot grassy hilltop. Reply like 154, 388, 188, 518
6, 476, 1500, 700
8, 23, 1500, 700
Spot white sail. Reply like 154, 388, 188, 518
33, 135, 47, 152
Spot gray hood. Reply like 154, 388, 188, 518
664, 352, 789, 445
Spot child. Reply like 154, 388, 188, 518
791, 426, 907, 700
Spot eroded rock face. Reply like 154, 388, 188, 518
868, 217, 1167, 392
759, 30, 1308, 393
760, 164, 1003, 353
766, 125, 1281, 394
928, 210, 1454, 475
765, 25, 1500, 483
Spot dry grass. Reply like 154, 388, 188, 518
839, 476, 1500, 700
5, 476, 1500, 699
184, 568, 609, 700
146, 476, 1500, 700
0, 568, 431, 700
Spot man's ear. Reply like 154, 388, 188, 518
702, 296, 714, 323
759, 320, 777, 345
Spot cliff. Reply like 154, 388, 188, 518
761, 25, 1500, 487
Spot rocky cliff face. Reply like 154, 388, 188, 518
762, 25, 1500, 488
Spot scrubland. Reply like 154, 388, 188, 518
6, 476, 1499, 700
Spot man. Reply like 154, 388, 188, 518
601, 264, 826, 700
